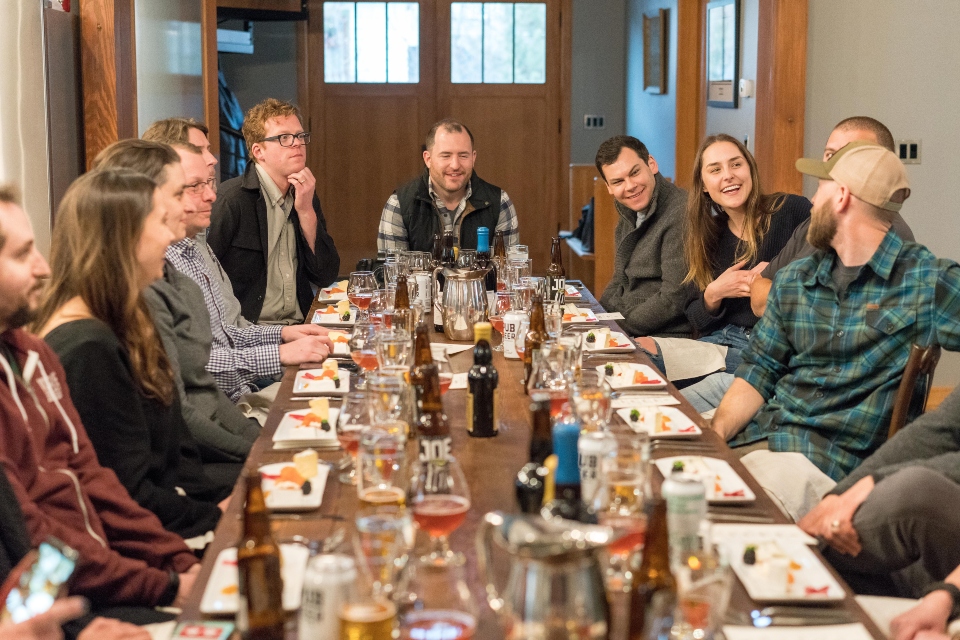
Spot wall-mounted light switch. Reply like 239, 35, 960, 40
898, 139, 921, 164
583, 115, 605, 129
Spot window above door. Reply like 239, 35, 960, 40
450, 2, 546, 84
323, 2, 420, 83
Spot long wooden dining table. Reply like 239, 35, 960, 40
178, 281, 887, 639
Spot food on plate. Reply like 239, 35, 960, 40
300, 398, 331, 430
221, 584, 238, 595
671, 460, 685, 473
629, 409, 640, 422
606, 336, 622, 349
743, 545, 757, 565
585, 332, 596, 344
632, 370, 652, 384
263, 462, 313, 495
336, 299, 351, 321
324, 279, 348, 295
294, 449, 319, 479
604, 363, 614, 377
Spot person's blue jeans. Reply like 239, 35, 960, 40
681, 372, 735, 413
642, 325, 752, 380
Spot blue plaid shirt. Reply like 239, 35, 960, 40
731, 230, 960, 481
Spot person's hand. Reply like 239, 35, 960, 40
750, 276, 773, 317
890, 589, 953, 640
218, 495, 231, 512
0, 597, 86, 640
281, 324, 331, 346
173, 564, 202, 609
798, 476, 874, 556
703, 261, 769, 311
77, 617, 151, 640
279, 336, 330, 365
288, 167, 316, 216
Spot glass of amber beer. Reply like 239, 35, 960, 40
407, 455, 471, 564
357, 430, 407, 509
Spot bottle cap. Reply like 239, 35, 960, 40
477, 227, 490, 253
473, 321, 492, 344
553, 420, 580, 485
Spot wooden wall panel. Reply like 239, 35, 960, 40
592, 176, 617, 296
569, 164, 598, 230
674, 0, 705, 190
754, 0, 807, 194
201, 0, 219, 157
80, 0, 137, 168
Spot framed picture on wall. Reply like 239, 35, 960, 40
706, 0, 739, 108
643, 9, 667, 94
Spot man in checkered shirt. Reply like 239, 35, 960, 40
377, 119, 519, 253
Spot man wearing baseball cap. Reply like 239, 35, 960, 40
710, 142, 960, 521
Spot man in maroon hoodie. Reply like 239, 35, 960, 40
0, 184, 200, 609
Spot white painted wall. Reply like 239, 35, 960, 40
570, 0, 627, 164
703, 0, 757, 155
805, 0, 960, 386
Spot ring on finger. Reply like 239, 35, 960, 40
830, 519, 840, 530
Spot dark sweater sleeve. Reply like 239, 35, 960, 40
831, 386, 960, 494
51, 327, 222, 538
761, 196, 814, 279
684, 282, 727, 334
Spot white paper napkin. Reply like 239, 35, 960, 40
595, 312, 625, 320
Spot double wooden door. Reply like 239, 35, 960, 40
304, 0, 567, 273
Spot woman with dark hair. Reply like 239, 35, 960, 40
34, 169, 227, 541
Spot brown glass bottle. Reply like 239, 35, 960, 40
492, 230, 507, 290
627, 498, 677, 639
395, 272, 410, 310
409, 321, 435, 425
467, 322, 498, 438
546, 237, 566, 304
237, 472, 285, 640
523, 294, 549, 390
415, 361, 451, 464
431, 232, 443, 268
515, 392, 551, 512
434, 231, 457, 332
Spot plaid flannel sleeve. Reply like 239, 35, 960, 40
377, 194, 410, 252
496, 190, 520, 247
934, 261, 960, 349
735, 275, 793, 399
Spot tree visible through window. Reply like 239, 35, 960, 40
324, 2, 420, 83
451, 2, 547, 84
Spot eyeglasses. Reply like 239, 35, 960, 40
183, 177, 217, 196
261, 132, 311, 147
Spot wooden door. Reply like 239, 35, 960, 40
305, 0, 566, 273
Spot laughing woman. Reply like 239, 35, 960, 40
34, 169, 228, 542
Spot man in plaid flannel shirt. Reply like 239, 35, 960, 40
711, 142, 960, 520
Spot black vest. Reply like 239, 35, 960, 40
394, 171, 502, 251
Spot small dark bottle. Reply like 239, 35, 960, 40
430, 232, 443, 268
409, 321, 435, 426
237, 472, 285, 640
627, 498, 677, 639
546, 236, 566, 304
467, 322, 499, 438
523, 294, 549, 391
434, 230, 457, 332
492, 230, 507, 291
542, 418, 596, 523
515, 392, 552, 513
395, 272, 410, 310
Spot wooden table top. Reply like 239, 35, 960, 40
179, 282, 886, 639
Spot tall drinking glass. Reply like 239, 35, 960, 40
407, 455, 471, 564
488, 291, 512, 352
570, 369, 613, 431
337, 391, 372, 485
348, 271, 377, 321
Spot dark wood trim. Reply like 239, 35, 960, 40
754, 0, 807, 194
201, 0, 220, 157
560, 0, 573, 236
80, 0, 137, 169
674, 0, 705, 190
217, 0, 303, 12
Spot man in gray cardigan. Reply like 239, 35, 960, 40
595, 136, 691, 338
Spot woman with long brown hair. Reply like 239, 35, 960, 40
34, 168, 227, 541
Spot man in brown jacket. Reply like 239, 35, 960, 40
0, 184, 199, 608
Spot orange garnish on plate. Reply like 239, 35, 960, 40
221, 584, 238, 595
324, 305, 336, 313
320, 369, 335, 379
562, 313, 574, 321
277, 466, 305, 486
789, 560, 803, 571
633, 371, 650, 384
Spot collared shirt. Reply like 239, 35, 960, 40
195, 230, 250, 328
255, 163, 303, 325
731, 230, 960, 481
377, 178, 520, 251
166, 237, 283, 401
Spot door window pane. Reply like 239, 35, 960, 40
323, 2, 419, 83
450, 2, 546, 84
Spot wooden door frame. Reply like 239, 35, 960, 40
674, 0, 807, 193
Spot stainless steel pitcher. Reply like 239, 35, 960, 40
435, 266, 490, 341
476, 512, 612, 640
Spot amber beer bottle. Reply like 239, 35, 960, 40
467, 322, 498, 438
515, 392, 552, 512
409, 322, 435, 425
434, 231, 457, 332
237, 472, 285, 640
416, 362, 452, 493
395, 272, 411, 310
523, 294, 549, 390
546, 237, 566, 305
627, 498, 677, 639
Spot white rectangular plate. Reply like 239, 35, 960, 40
311, 305, 357, 327
318, 281, 348, 301
727, 539, 846, 603
272, 408, 340, 446
616, 406, 702, 438
564, 284, 582, 299
293, 369, 350, 396
582, 328, 636, 353
654, 456, 756, 503
561, 304, 598, 324
259, 462, 328, 511
199, 544, 311, 614
327, 330, 351, 356
594, 362, 667, 390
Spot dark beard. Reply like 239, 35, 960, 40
5, 305, 35, 330
806, 208, 837, 251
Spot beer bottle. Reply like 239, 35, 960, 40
515, 392, 552, 512
627, 498, 677, 639
395, 272, 410, 310
467, 322, 498, 438
434, 231, 457, 332
541, 417, 595, 523
476, 227, 497, 309
523, 294, 549, 390
237, 472, 285, 640
546, 237, 566, 305
416, 362, 451, 463
409, 321, 435, 425
431, 232, 443, 268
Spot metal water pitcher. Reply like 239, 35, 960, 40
434, 266, 490, 341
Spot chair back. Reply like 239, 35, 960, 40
887, 344, 942, 439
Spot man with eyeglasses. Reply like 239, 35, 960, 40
209, 98, 340, 324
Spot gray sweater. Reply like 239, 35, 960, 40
833, 385, 960, 494
145, 264, 260, 462
599, 173, 692, 337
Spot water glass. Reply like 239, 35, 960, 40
353, 505, 409, 598
672, 548, 734, 640
506, 244, 529, 262
508, 258, 533, 280
337, 391, 373, 485
357, 430, 407, 509
488, 291, 512, 352
375, 328, 412, 369
367, 370, 411, 431
511, 284, 536, 314
570, 369, 613, 431
544, 300, 563, 337
456, 249, 477, 269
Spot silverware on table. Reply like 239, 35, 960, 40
725, 606, 855, 626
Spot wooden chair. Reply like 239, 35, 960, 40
887, 344, 942, 439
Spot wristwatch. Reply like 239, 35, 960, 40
922, 581, 960, 621
159, 570, 181, 607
